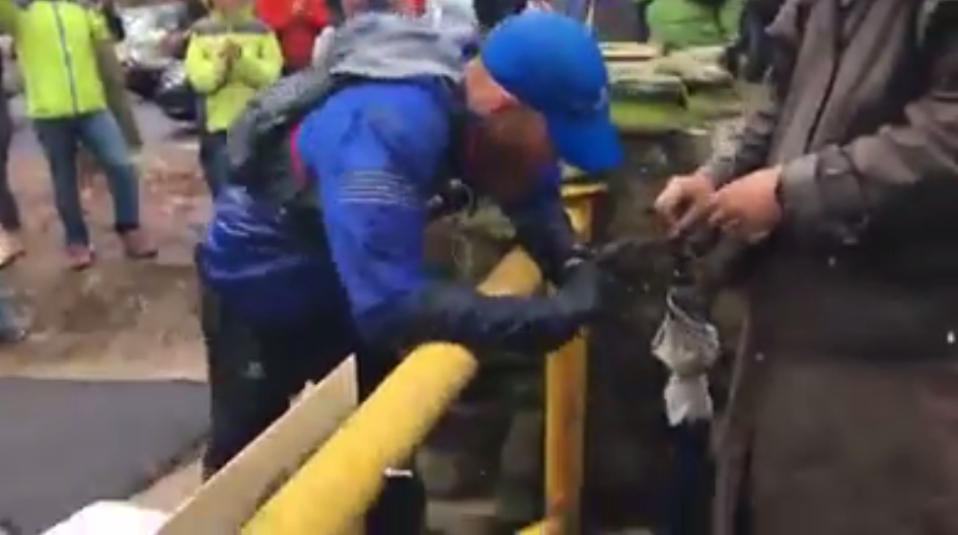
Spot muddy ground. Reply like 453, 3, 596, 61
0, 97, 209, 510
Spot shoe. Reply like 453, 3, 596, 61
0, 325, 27, 344
0, 232, 24, 269
65, 244, 95, 271
0, 517, 21, 535
119, 228, 158, 259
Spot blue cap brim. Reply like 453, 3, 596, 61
546, 109, 623, 173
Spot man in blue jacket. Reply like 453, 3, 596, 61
198, 9, 622, 532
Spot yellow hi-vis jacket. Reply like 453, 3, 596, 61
0, 0, 111, 119
185, 6, 282, 133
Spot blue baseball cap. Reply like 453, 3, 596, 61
480, 12, 622, 173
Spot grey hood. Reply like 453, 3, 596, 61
322, 13, 465, 84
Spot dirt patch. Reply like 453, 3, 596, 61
0, 142, 207, 381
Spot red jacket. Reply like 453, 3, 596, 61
255, 0, 429, 71
255, 0, 330, 71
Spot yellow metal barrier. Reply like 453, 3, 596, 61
518, 518, 562, 535
543, 184, 603, 535
244, 184, 605, 535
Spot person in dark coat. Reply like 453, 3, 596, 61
654, 0, 958, 534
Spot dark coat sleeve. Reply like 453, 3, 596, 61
699, 0, 805, 186
777, 2, 958, 239
500, 163, 584, 285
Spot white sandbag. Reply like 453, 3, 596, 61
41, 501, 168, 535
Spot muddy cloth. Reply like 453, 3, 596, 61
696, 1, 958, 534
0, 378, 207, 535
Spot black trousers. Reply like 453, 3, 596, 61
0, 94, 21, 232
664, 422, 714, 535
199, 280, 426, 533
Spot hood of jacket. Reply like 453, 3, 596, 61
321, 13, 465, 83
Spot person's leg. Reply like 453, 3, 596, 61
198, 130, 228, 197
75, 110, 156, 258
635, 0, 651, 42
199, 275, 300, 477
0, 274, 26, 343
0, 98, 20, 233
0, 97, 23, 267
33, 118, 94, 268
355, 344, 428, 535
666, 422, 714, 535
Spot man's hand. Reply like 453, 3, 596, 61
706, 166, 782, 241
653, 173, 716, 236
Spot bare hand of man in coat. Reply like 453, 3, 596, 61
653, 173, 715, 237
706, 166, 783, 242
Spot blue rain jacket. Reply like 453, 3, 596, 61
198, 13, 581, 351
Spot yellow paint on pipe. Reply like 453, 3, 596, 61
561, 183, 607, 200
518, 518, 562, 535
244, 248, 544, 535
544, 334, 588, 533
544, 184, 604, 534
561, 184, 604, 237
479, 248, 542, 297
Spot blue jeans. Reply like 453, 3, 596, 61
33, 110, 140, 246
0, 276, 17, 334
199, 130, 229, 197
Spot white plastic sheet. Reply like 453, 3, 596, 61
41, 502, 168, 535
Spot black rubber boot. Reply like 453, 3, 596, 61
366, 469, 428, 534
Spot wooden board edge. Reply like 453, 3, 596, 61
158, 357, 358, 535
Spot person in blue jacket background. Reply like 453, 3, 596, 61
197, 8, 622, 532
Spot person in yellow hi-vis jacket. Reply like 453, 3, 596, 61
0, 0, 157, 270
186, 0, 282, 196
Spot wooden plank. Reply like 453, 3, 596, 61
600, 42, 661, 61
158, 357, 359, 535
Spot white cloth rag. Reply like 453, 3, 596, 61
41, 501, 168, 535
663, 374, 714, 426
651, 291, 721, 425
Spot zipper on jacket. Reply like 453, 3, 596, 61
51, 0, 80, 114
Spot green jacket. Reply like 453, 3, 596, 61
185, 7, 282, 133
0, 0, 111, 119
647, 0, 745, 49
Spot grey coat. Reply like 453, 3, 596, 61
701, 1, 958, 533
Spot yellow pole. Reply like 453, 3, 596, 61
243, 248, 543, 535
544, 335, 588, 532
543, 184, 605, 534
518, 518, 562, 535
